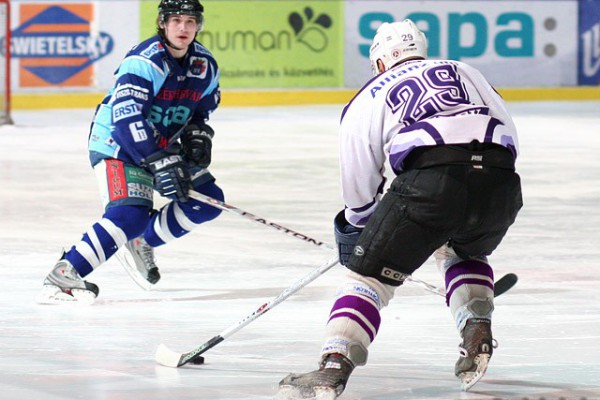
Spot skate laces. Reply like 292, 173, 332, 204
319, 353, 354, 373
458, 319, 497, 359
55, 260, 81, 281
130, 238, 156, 270
63, 264, 80, 281
139, 240, 156, 268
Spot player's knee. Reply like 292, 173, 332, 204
199, 194, 223, 222
186, 181, 224, 223
347, 254, 410, 287
103, 205, 151, 239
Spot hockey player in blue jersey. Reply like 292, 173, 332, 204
278, 20, 523, 398
38, 0, 223, 304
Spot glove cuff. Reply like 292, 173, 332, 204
334, 210, 363, 266
334, 210, 362, 235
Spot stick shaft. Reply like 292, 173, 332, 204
173, 255, 339, 366
189, 190, 446, 297
190, 190, 331, 250
190, 191, 517, 298
157, 194, 518, 367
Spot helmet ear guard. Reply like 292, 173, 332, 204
369, 19, 428, 76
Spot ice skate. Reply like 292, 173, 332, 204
117, 236, 161, 290
277, 353, 354, 400
455, 318, 497, 391
37, 257, 99, 305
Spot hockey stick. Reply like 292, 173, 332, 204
493, 272, 518, 297
155, 255, 340, 368
189, 190, 517, 298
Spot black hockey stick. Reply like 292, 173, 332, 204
189, 190, 518, 299
493, 273, 518, 297
155, 255, 339, 368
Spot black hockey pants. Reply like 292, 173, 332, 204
346, 143, 523, 287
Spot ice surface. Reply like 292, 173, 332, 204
0, 101, 599, 399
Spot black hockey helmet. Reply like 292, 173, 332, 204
158, 0, 204, 29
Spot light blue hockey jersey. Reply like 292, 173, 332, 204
88, 35, 220, 167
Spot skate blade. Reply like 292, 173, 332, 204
114, 250, 154, 291
459, 354, 491, 391
276, 385, 338, 400
36, 285, 97, 305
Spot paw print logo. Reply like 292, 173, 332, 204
288, 7, 332, 52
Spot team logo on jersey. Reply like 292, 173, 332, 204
7, 4, 113, 87
188, 57, 208, 79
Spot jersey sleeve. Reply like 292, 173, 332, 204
191, 58, 221, 125
339, 94, 387, 228
108, 55, 167, 165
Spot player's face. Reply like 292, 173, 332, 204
163, 15, 198, 52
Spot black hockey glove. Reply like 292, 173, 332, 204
146, 151, 191, 202
181, 123, 214, 168
334, 210, 363, 266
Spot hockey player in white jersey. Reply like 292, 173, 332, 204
278, 20, 522, 398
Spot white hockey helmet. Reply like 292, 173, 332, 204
369, 19, 428, 76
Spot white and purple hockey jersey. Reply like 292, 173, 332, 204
339, 60, 519, 227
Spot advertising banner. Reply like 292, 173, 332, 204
579, 0, 600, 85
344, 1, 579, 88
141, 0, 344, 89
2, 0, 595, 97
8, 1, 140, 92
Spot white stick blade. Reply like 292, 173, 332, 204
155, 343, 183, 367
